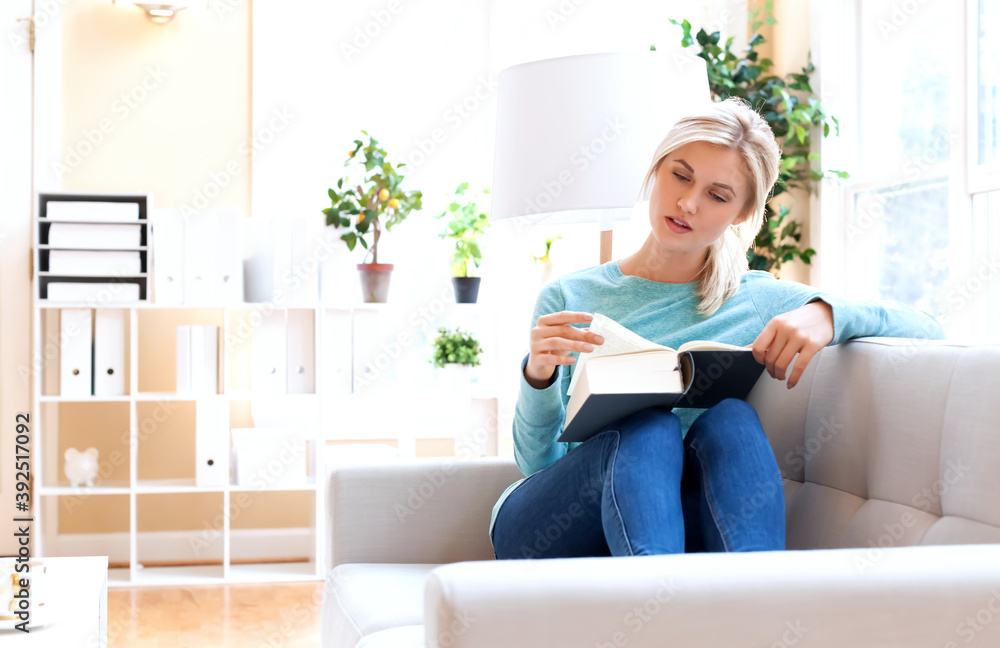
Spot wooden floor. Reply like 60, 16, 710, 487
107, 581, 325, 647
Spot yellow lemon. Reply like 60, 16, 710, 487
388, 198, 400, 209
348, 150, 354, 158
358, 213, 365, 222
379, 188, 390, 202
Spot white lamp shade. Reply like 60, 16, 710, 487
491, 50, 710, 226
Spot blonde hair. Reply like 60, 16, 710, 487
639, 98, 781, 316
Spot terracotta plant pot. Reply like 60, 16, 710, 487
357, 263, 394, 303
451, 277, 481, 304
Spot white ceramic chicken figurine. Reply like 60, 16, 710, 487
64, 447, 100, 488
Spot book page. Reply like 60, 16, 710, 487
567, 313, 673, 396
677, 340, 749, 353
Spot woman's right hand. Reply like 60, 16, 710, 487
524, 311, 605, 389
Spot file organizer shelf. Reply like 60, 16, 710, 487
36, 193, 150, 302
31, 198, 327, 586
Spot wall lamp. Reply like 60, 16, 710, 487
113, 1, 192, 24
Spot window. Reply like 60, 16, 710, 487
815, 0, 1000, 341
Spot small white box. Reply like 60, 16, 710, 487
231, 427, 308, 488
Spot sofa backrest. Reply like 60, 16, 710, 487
747, 337, 1000, 552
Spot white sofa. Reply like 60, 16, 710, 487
321, 338, 1000, 648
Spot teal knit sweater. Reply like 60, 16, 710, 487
489, 259, 946, 542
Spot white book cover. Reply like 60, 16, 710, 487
151, 209, 184, 304
93, 309, 126, 396
251, 313, 286, 393
286, 310, 315, 393
46, 282, 140, 303
60, 309, 93, 397
46, 200, 140, 222
48, 223, 142, 249
190, 325, 219, 395
49, 250, 141, 276
195, 398, 230, 487
176, 325, 192, 395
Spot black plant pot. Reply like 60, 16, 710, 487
452, 277, 481, 304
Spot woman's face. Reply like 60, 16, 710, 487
647, 140, 747, 256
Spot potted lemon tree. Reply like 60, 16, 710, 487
323, 131, 422, 303
434, 183, 490, 304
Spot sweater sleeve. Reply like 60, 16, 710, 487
511, 281, 572, 477
745, 273, 947, 343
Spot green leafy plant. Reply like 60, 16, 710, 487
322, 130, 423, 265
659, 3, 849, 273
531, 235, 562, 264
429, 327, 483, 368
434, 183, 491, 277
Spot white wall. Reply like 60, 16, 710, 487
251, 0, 745, 449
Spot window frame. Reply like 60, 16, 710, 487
810, 0, 998, 340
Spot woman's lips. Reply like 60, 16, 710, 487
665, 216, 692, 233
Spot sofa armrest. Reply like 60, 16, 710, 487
327, 457, 522, 568
424, 544, 1000, 648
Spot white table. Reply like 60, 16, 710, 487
1, 556, 108, 646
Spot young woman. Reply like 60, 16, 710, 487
490, 98, 945, 560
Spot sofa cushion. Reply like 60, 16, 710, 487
321, 563, 438, 648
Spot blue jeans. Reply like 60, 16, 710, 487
491, 399, 785, 559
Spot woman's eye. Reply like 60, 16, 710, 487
672, 172, 689, 182
711, 193, 727, 203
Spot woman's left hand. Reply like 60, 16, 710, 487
748, 300, 835, 389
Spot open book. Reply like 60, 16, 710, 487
559, 313, 766, 443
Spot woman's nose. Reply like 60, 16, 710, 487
677, 190, 697, 214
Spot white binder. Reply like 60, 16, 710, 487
213, 210, 244, 304
60, 309, 93, 397
176, 326, 192, 395
251, 313, 287, 393
288, 215, 321, 306
286, 310, 315, 393
195, 398, 230, 487
93, 309, 126, 396
151, 209, 184, 304
323, 309, 352, 396
183, 214, 215, 305
190, 325, 219, 395
184, 211, 244, 306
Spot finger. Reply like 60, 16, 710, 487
772, 341, 800, 382
750, 325, 776, 364
537, 311, 594, 327
786, 345, 819, 389
535, 337, 596, 355
535, 324, 604, 346
761, 329, 788, 378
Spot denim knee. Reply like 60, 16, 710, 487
698, 398, 760, 429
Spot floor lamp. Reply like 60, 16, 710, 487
491, 51, 710, 265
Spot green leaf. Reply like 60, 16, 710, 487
765, 15, 776, 25
341, 232, 357, 251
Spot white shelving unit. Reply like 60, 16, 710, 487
29, 196, 328, 587
30, 197, 501, 587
